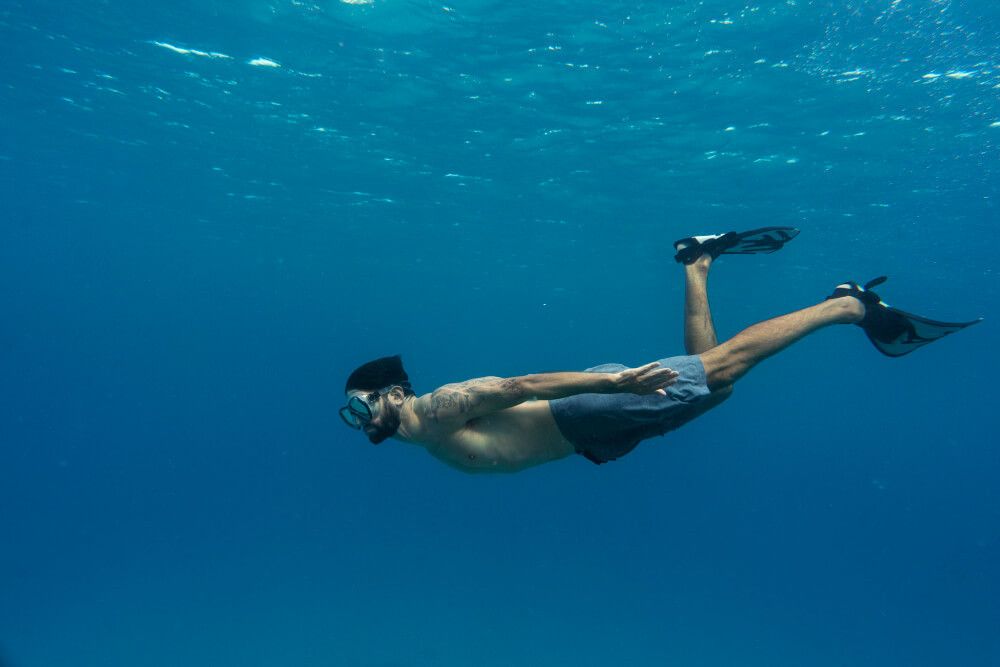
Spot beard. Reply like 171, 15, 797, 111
366, 402, 401, 445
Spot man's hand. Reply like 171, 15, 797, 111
610, 362, 679, 396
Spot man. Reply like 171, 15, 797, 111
340, 228, 979, 473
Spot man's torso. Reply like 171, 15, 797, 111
419, 400, 574, 473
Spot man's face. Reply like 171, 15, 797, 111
347, 389, 401, 444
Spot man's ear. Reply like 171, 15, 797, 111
388, 386, 406, 403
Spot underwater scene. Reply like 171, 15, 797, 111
1, 1, 998, 665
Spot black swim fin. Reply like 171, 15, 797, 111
674, 227, 800, 264
828, 277, 981, 357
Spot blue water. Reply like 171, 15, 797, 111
2, 1, 998, 665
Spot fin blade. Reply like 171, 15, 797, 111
721, 227, 800, 255
867, 307, 981, 357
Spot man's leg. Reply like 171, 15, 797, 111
699, 293, 864, 391
682, 254, 735, 412
684, 254, 719, 355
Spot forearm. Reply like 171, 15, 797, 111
518, 371, 616, 400
425, 364, 672, 422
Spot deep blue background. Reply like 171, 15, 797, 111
2, 1, 998, 665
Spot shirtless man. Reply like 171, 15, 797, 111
339, 229, 978, 473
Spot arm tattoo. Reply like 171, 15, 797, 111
426, 377, 524, 422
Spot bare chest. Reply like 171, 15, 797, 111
433, 401, 574, 472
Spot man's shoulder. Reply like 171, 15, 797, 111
428, 376, 505, 394
415, 377, 506, 420
408, 393, 461, 432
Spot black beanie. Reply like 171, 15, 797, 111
345, 355, 410, 393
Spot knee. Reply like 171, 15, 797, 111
711, 384, 734, 401
699, 349, 737, 392
692, 382, 732, 416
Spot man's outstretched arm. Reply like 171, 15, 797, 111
419, 362, 679, 424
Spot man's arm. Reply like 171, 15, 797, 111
419, 362, 679, 424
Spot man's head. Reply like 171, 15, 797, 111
341, 355, 415, 444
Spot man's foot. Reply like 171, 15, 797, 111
686, 252, 714, 274
674, 232, 738, 265
828, 284, 866, 324
673, 227, 800, 265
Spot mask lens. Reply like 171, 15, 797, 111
340, 390, 387, 431
337, 395, 376, 430
339, 406, 361, 428
349, 395, 374, 420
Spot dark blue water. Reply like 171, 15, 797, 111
2, 1, 998, 665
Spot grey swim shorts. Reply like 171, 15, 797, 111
549, 355, 711, 465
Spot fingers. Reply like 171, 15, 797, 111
637, 368, 678, 394
650, 368, 678, 384
618, 363, 680, 395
